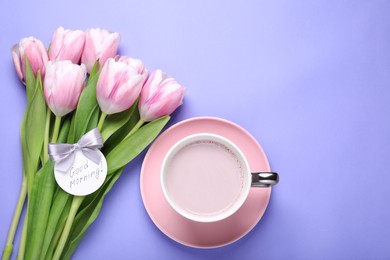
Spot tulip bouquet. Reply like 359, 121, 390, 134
3, 27, 185, 260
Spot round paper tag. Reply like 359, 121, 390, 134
54, 149, 107, 196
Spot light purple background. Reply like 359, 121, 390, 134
1, 0, 389, 259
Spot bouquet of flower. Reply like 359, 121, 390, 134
3, 27, 185, 260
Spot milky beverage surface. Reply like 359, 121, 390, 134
165, 140, 245, 217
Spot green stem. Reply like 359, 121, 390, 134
2, 177, 27, 260
51, 116, 62, 143
43, 109, 51, 163
50, 112, 106, 259
52, 196, 84, 260
97, 112, 107, 131
124, 119, 144, 140
16, 211, 28, 260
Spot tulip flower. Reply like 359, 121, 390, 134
138, 69, 185, 122
96, 57, 146, 116
11, 37, 48, 82
48, 27, 85, 64
44, 60, 87, 117
81, 28, 120, 73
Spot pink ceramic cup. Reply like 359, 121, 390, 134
161, 133, 278, 223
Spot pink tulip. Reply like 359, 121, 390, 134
11, 37, 48, 82
48, 27, 85, 64
44, 60, 87, 117
138, 70, 185, 122
81, 28, 120, 73
96, 57, 146, 115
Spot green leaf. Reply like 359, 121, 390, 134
101, 101, 137, 142
67, 113, 76, 143
86, 105, 100, 133
89, 60, 99, 79
106, 116, 170, 174
61, 170, 122, 259
40, 189, 71, 259
23, 72, 47, 194
25, 57, 36, 103
44, 193, 72, 260
20, 112, 27, 177
101, 106, 140, 155
20, 58, 40, 177
72, 71, 100, 142
57, 117, 71, 143
25, 161, 55, 260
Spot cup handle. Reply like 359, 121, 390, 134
251, 172, 279, 187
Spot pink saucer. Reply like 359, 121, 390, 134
140, 117, 272, 248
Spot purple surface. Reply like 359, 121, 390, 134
1, 0, 390, 259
